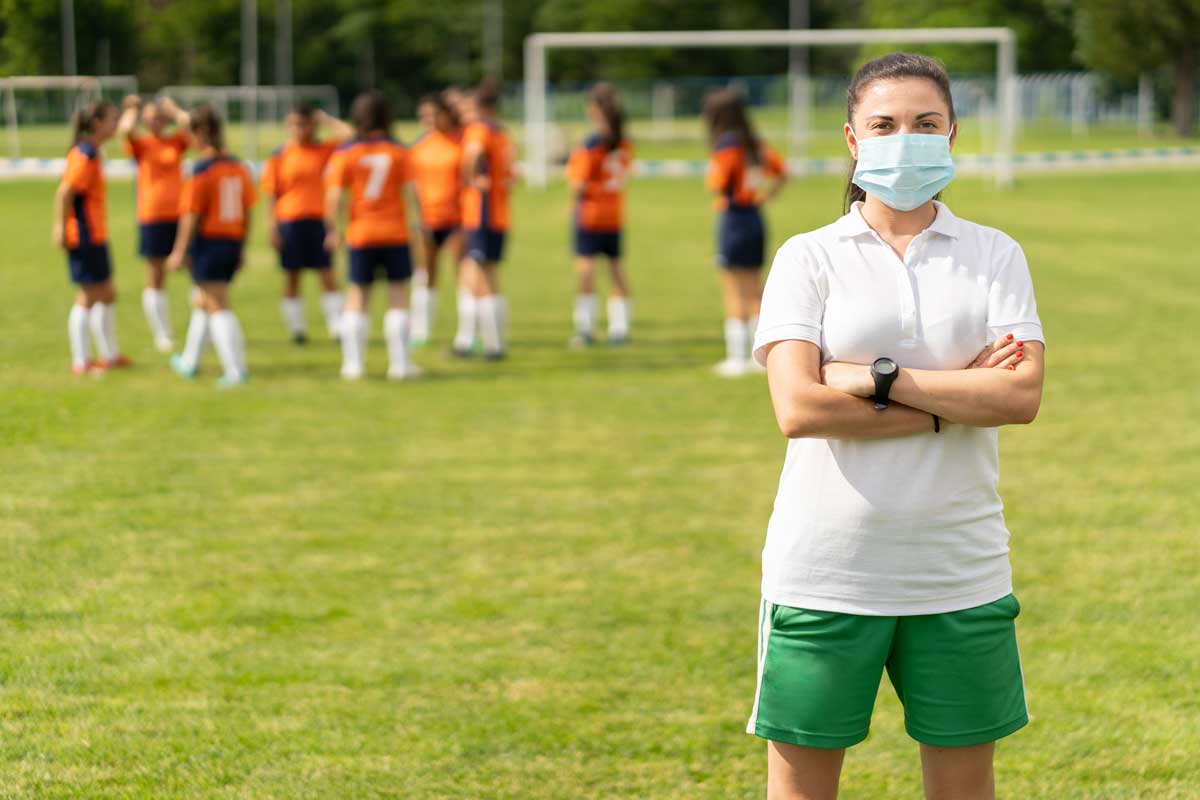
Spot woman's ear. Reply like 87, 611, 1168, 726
948, 122, 957, 151
844, 122, 858, 160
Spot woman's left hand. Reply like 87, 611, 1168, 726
820, 362, 874, 397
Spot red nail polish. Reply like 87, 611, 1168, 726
1016, 341, 1024, 347
1007, 365, 1015, 370
1016, 351, 1023, 358
1006, 333, 1013, 340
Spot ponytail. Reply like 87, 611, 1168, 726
70, 100, 115, 148
702, 88, 761, 166
189, 104, 225, 150
589, 83, 624, 150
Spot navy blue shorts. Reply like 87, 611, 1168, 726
190, 237, 244, 284
67, 245, 112, 286
427, 226, 460, 248
277, 218, 332, 270
717, 206, 766, 269
573, 228, 622, 259
349, 245, 413, 285
465, 228, 506, 264
138, 221, 178, 259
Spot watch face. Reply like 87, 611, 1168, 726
873, 357, 898, 375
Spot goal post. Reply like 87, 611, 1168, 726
3, 75, 138, 158
523, 27, 1018, 188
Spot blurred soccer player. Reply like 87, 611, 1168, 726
456, 78, 514, 360
565, 83, 634, 347
408, 92, 464, 347
54, 99, 131, 375
325, 90, 420, 381
117, 94, 191, 353
260, 103, 354, 344
166, 105, 257, 386
704, 89, 787, 377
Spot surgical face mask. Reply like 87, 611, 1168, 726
850, 128, 956, 212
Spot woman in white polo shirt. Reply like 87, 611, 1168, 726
747, 53, 1045, 800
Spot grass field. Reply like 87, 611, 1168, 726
2, 170, 1198, 799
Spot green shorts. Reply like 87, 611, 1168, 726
747, 594, 1029, 749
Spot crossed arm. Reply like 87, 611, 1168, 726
764, 334, 1043, 439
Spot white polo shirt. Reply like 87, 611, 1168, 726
752, 201, 1044, 616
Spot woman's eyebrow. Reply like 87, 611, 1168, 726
865, 114, 894, 121
916, 111, 946, 119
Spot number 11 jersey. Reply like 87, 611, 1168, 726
181, 155, 257, 242
326, 135, 410, 248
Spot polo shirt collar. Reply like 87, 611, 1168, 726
835, 200, 960, 240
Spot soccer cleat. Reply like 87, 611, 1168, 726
568, 333, 594, 350
216, 374, 248, 388
450, 345, 474, 359
713, 358, 750, 378
154, 336, 174, 354
292, 331, 308, 346
340, 365, 364, 381
71, 359, 105, 376
169, 353, 198, 380
607, 334, 630, 346
387, 363, 425, 381
102, 354, 133, 369
483, 350, 506, 363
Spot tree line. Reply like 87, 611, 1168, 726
0, 0, 1195, 134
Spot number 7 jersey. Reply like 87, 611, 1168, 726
326, 136, 410, 248
180, 156, 257, 241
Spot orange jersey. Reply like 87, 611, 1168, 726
706, 133, 785, 209
408, 129, 463, 229
125, 132, 188, 223
180, 156, 257, 240
260, 140, 339, 222
62, 142, 107, 247
461, 121, 513, 231
565, 134, 633, 232
326, 136, 410, 248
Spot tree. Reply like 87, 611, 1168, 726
1070, 0, 1199, 136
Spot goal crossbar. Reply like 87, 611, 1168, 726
523, 27, 1018, 186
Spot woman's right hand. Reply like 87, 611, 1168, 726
270, 224, 283, 251
967, 333, 1025, 371
52, 223, 65, 249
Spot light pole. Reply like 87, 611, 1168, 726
242, 0, 259, 160
788, 0, 810, 156
483, 0, 503, 79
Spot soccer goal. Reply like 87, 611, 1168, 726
523, 28, 1018, 188
2, 75, 138, 158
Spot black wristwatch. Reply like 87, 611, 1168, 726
870, 357, 899, 410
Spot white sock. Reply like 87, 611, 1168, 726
142, 288, 172, 341
573, 294, 597, 337
411, 286, 431, 341
383, 308, 411, 373
209, 309, 247, 380
340, 311, 368, 375
724, 318, 749, 364
281, 296, 306, 336
478, 295, 504, 355
68, 304, 90, 367
745, 316, 759, 362
320, 291, 343, 337
180, 309, 209, 370
608, 296, 631, 339
454, 291, 477, 350
89, 302, 119, 361
424, 292, 438, 340
497, 295, 509, 336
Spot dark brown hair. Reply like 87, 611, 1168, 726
844, 53, 956, 212
702, 88, 761, 166
290, 101, 317, 119
473, 76, 501, 112
420, 92, 460, 129
350, 90, 392, 136
189, 104, 225, 150
589, 82, 625, 149
70, 100, 115, 147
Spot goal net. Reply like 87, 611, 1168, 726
522, 28, 1018, 188
2, 75, 138, 158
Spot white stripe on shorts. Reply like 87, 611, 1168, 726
745, 597, 773, 734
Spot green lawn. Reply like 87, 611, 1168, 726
1, 171, 1197, 798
